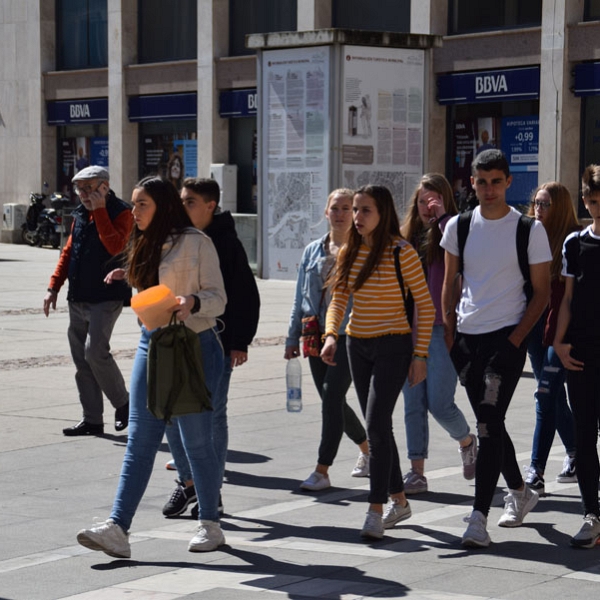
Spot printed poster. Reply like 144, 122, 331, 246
261, 46, 331, 280
340, 45, 425, 219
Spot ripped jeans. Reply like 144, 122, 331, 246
451, 326, 526, 516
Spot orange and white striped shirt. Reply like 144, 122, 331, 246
325, 239, 435, 357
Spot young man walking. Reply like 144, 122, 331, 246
440, 150, 551, 547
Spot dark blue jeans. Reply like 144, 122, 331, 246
451, 327, 526, 516
527, 317, 575, 473
347, 334, 412, 505
308, 336, 367, 466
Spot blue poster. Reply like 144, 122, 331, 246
90, 137, 109, 167
501, 117, 538, 206
173, 140, 197, 178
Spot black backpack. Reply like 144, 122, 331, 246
457, 210, 535, 304
393, 240, 415, 327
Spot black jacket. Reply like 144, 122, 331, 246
67, 191, 131, 304
204, 211, 260, 355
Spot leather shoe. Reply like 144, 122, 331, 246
63, 420, 104, 436
115, 402, 129, 431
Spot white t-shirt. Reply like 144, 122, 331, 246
441, 206, 551, 334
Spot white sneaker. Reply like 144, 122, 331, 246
497, 485, 539, 527
461, 510, 491, 548
188, 520, 226, 552
351, 452, 370, 477
570, 514, 600, 548
556, 454, 577, 483
383, 499, 411, 529
360, 510, 384, 539
77, 519, 131, 558
300, 471, 331, 491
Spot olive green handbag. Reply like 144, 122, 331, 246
147, 313, 212, 423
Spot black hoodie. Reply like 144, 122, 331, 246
204, 211, 260, 355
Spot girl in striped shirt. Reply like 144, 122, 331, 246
321, 184, 435, 539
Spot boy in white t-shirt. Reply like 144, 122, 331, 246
440, 149, 551, 548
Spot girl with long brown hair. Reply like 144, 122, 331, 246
76, 176, 227, 557
321, 184, 435, 539
524, 181, 580, 495
400, 174, 477, 495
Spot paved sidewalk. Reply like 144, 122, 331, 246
1, 242, 599, 600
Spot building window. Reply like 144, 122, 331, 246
230, 0, 297, 56
448, 0, 541, 35
138, 0, 197, 63
585, 0, 600, 20
56, 0, 107, 70
332, 0, 409, 32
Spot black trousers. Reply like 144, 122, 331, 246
451, 326, 527, 516
566, 344, 600, 517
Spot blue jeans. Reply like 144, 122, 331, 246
527, 318, 575, 473
166, 349, 229, 487
403, 326, 470, 460
110, 326, 223, 530
347, 334, 412, 505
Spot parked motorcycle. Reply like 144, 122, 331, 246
21, 183, 69, 248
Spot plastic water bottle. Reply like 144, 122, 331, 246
286, 357, 302, 412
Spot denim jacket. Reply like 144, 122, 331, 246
285, 234, 350, 347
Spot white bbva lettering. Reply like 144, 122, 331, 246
69, 104, 91, 119
248, 94, 257, 110
475, 75, 508, 95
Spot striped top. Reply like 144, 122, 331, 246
325, 239, 435, 357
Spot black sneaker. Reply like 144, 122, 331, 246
162, 481, 197, 517
191, 494, 224, 519
524, 466, 545, 496
114, 402, 129, 432
63, 420, 104, 436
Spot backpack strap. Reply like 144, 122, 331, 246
457, 210, 473, 275
516, 214, 535, 303
393, 240, 408, 306
393, 240, 414, 327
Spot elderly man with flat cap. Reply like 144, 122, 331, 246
44, 166, 133, 436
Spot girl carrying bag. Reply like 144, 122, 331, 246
147, 313, 212, 423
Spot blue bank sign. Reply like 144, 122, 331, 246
47, 99, 108, 125
219, 89, 257, 118
437, 67, 540, 105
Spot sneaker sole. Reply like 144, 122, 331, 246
77, 532, 131, 558
556, 475, 577, 483
497, 492, 539, 528
404, 487, 427, 495
360, 530, 384, 540
525, 483, 546, 497
383, 510, 412, 529
163, 495, 198, 518
188, 536, 226, 552
351, 471, 370, 478
461, 535, 491, 548
299, 482, 331, 491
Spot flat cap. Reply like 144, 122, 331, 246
72, 165, 110, 183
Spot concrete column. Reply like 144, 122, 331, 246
412, 0, 448, 174
197, 0, 229, 177
40, 0, 57, 191
411, 0, 446, 35
297, 0, 332, 31
107, 0, 137, 201
538, 0, 584, 197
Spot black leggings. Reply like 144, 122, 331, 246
347, 334, 412, 505
308, 336, 367, 467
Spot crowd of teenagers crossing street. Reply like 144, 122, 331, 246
42, 150, 600, 561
